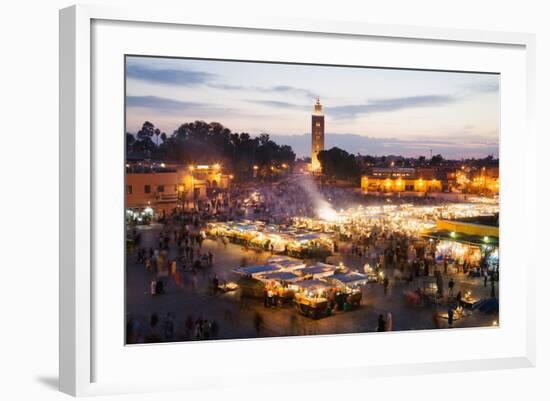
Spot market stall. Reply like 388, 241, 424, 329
327, 272, 368, 309
293, 279, 333, 319
296, 262, 338, 279
233, 264, 282, 279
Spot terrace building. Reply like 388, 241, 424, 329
125, 162, 231, 216
361, 167, 442, 193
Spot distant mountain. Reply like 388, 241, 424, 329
268, 133, 405, 158
268, 133, 498, 159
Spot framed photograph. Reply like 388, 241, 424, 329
60, 4, 536, 396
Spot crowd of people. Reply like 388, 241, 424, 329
125, 176, 498, 343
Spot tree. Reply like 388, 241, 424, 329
126, 133, 135, 147
430, 154, 444, 165
136, 121, 156, 141
127, 120, 295, 180
131, 136, 156, 157
318, 147, 360, 181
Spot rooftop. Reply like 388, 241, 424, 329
445, 214, 499, 227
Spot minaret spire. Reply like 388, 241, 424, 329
314, 97, 323, 114
311, 98, 325, 173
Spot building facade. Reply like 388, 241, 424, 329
453, 165, 499, 195
125, 162, 231, 215
361, 167, 442, 193
311, 98, 325, 173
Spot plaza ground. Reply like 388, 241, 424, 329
126, 224, 499, 343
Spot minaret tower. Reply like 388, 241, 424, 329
311, 98, 325, 173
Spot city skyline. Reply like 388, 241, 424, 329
126, 56, 500, 159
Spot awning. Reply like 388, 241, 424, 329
422, 229, 499, 247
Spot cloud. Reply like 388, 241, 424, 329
270, 85, 317, 99
468, 80, 499, 93
327, 95, 457, 119
126, 64, 214, 86
251, 100, 310, 110
126, 96, 203, 112
127, 63, 318, 100
248, 95, 457, 119
210, 83, 318, 99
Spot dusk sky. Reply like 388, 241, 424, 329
126, 56, 499, 159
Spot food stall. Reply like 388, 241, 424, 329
460, 290, 479, 309
296, 263, 338, 279
363, 263, 380, 283
233, 264, 282, 279
257, 271, 302, 284
257, 271, 303, 305
285, 233, 334, 258
293, 279, 333, 319
419, 276, 443, 305
217, 281, 239, 293
269, 258, 307, 271
328, 272, 368, 309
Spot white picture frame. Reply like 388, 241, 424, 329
59, 4, 536, 397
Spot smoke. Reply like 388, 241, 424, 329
293, 175, 339, 221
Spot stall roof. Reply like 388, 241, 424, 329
423, 230, 499, 247
295, 233, 323, 241
295, 279, 333, 290
233, 264, 281, 276
298, 263, 338, 277
267, 255, 294, 264
273, 260, 307, 270
330, 272, 368, 286
259, 271, 302, 282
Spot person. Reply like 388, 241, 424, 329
156, 279, 164, 295
383, 275, 389, 295
164, 313, 174, 341
385, 312, 393, 331
170, 259, 177, 276
432, 310, 441, 329
202, 320, 211, 340
208, 251, 213, 266
174, 270, 183, 288
448, 278, 455, 297
253, 312, 264, 336
377, 314, 386, 332
145, 313, 161, 343
447, 307, 454, 328
212, 275, 219, 295
185, 315, 193, 340
456, 290, 462, 306
211, 320, 219, 338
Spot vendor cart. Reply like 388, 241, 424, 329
294, 294, 328, 319
419, 277, 443, 305
292, 279, 333, 319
